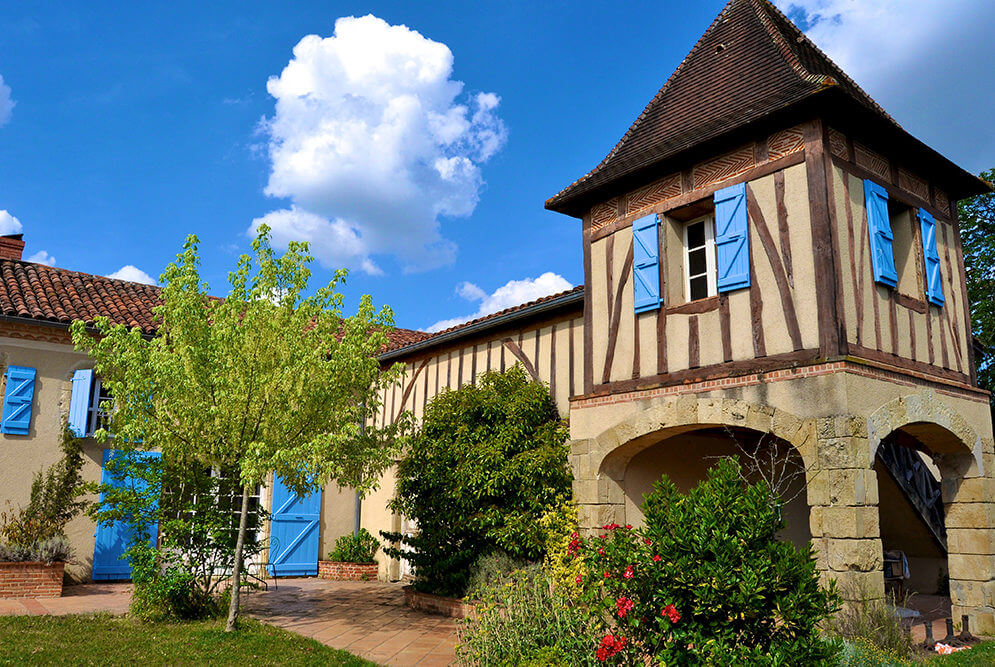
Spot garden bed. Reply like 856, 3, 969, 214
0, 561, 64, 598
317, 560, 379, 581
403, 585, 475, 618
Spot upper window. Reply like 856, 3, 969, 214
87, 378, 113, 437
684, 215, 717, 302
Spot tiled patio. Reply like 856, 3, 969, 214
244, 578, 458, 666
0, 582, 132, 616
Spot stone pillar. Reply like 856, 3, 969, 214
808, 415, 885, 601
569, 437, 625, 533
943, 444, 995, 635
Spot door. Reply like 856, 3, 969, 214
266, 475, 321, 577
92, 449, 161, 581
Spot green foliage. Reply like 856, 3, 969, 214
383, 366, 572, 597
128, 543, 226, 623
71, 226, 408, 627
0, 424, 87, 561
959, 169, 995, 399
456, 566, 597, 666
540, 500, 585, 598
466, 551, 532, 597
835, 639, 915, 667
328, 529, 379, 564
823, 586, 917, 663
575, 458, 840, 665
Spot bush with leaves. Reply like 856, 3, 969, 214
0, 536, 73, 564
540, 500, 585, 598
573, 458, 840, 665
383, 366, 571, 597
328, 528, 380, 563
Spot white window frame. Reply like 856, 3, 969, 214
683, 214, 718, 302
87, 378, 113, 436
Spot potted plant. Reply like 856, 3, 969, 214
318, 529, 380, 581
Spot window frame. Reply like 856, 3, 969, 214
86, 378, 113, 437
683, 214, 718, 303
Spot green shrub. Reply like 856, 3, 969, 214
383, 367, 572, 597
456, 566, 596, 666
0, 535, 73, 564
128, 543, 226, 623
576, 458, 840, 665
328, 529, 379, 563
823, 586, 916, 663
540, 500, 584, 598
465, 551, 532, 596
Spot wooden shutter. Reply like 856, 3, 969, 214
864, 180, 898, 287
918, 208, 944, 307
714, 182, 750, 292
68, 369, 94, 437
632, 214, 661, 313
1, 366, 36, 435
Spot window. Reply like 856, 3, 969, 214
86, 378, 113, 436
683, 215, 717, 301
888, 201, 920, 298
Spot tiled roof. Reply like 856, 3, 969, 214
546, 0, 986, 216
0, 258, 428, 348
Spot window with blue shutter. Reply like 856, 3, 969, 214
68, 369, 94, 437
632, 213, 661, 313
714, 182, 750, 292
1, 366, 36, 435
918, 208, 945, 307
864, 180, 898, 288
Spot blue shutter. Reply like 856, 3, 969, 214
68, 369, 94, 437
864, 180, 898, 288
92, 448, 161, 580
714, 182, 750, 292
1, 366, 37, 435
919, 208, 944, 307
632, 214, 661, 313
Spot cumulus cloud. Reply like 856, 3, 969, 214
0, 210, 22, 235
254, 14, 507, 273
0, 75, 13, 127
774, 0, 995, 172
26, 250, 55, 266
106, 265, 156, 285
426, 272, 572, 332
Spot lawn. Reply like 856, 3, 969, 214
929, 641, 995, 665
0, 614, 376, 666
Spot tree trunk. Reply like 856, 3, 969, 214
225, 482, 252, 632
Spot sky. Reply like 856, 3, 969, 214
1, 0, 992, 333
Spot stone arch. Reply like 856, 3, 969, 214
868, 389, 983, 477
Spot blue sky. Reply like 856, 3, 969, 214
1, 1, 992, 332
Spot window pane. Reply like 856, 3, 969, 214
690, 276, 709, 301
688, 247, 707, 276
687, 221, 705, 248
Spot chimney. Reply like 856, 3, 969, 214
0, 234, 25, 261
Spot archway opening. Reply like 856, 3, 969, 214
618, 426, 811, 548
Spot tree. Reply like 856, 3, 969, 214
959, 169, 995, 398
71, 227, 408, 630
383, 366, 572, 597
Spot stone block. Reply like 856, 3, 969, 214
948, 554, 995, 582
772, 410, 804, 445
944, 477, 995, 505
827, 469, 878, 506
835, 415, 868, 438
817, 417, 837, 440
830, 570, 886, 600
698, 398, 723, 426
946, 503, 995, 530
821, 506, 879, 539
947, 528, 995, 556
806, 473, 829, 506
825, 538, 883, 573
818, 437, 872, 469
745, 405, 774, 433
950, 579, 986, 608
952, 605, 995, 635
809, 506, 824, 538
572, 479, 598, 504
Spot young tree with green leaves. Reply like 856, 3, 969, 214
960, 168, 995, 398
71, 226, 408, 631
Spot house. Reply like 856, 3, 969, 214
2, 0, 993, 633
368, 0, 995, 632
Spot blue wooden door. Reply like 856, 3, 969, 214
267, 476, 321, 577
92, 449, 160, 581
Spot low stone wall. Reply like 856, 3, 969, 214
403, 585, 475, 618
0, 562, 64, 598
318, 561, 379, 581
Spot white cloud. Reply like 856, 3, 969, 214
106, 265, 156, 285
426, 272, 572, 332
26, 250, 55, 266
254, 14, 507, 273
0, 210, 22, 235
774, 0, 995, 173
0, 75, 13, 127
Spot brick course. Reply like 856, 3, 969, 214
0, 562, 64, 598
317, 560, 379, 582
402, 585, 476, 619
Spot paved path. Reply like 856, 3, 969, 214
0, 582, 132, 616
244, 578, 458, 666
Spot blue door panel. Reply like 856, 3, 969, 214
92, 449, 160, 581
267, 475, 321, 577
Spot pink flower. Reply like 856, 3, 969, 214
615, 596, 635, 618
623, 565, 635, 579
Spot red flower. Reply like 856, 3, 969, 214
625, 524, 632, 530
596, 633, 628, 661
615, 596, 635, 618
575, 574, 583, 585
662, 603, 681, 623
643, 538, 652, 546
568, 537, 581, 554
623, 565, 635, 579
599, 533, 609, 540
652, 554, 662, 562
598, 547, 605, 556
603, 571, 611, 578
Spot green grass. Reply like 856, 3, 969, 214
0, 614, 377, 666
928, 640, 995, 665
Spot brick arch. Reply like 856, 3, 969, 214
590, 395, 815, 479
867, 389, 983, 476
